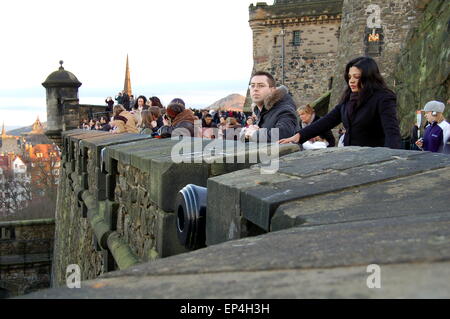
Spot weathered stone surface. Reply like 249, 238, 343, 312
53, 131, 298, 287
21, 261, 450, 299
395, 0, 450, 135
80, 132, 149, 167
24, 209, 450, 298
242, 149, 450, 230
105, 138, 297, 212
206, 147, 450, 244
100, 211, 450, 278
247, 1, 342, 110
272, 165, 450, 231
0, 220, 54, 297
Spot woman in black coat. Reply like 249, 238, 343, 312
280, 56, 401, 149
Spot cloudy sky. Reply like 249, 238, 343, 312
0, 0, 274, 129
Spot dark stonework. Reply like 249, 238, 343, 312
395, 0, 450, 135
0, 219, 54, 297
52, 130, 298, 286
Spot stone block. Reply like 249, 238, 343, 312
155, 210, 189, 258
272, 165, 450, 231
97, 210, 450, 281
206, 147, 450, 245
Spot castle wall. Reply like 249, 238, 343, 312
247, 1, 342, 110
51, 130, 298, 286
0, 219, 54, 297
395, 0, 450, 135
330, 0, 425, 136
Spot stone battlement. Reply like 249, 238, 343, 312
27, 141, 450, 298
51, 130, 298, 286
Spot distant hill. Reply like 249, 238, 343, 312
7, 122, 47, 136
207, 94, 245, 111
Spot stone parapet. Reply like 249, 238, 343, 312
52, 130, 298, 286
206, 147, 450, 245
25, 144, 450, 298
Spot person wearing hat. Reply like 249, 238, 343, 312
159, 99, 195, 138
415, 100, 450, 153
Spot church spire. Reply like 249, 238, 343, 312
1, 122, 6, 137
123, 54, 132, 96
31, 116, 44, 134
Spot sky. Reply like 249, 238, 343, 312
0, 0, 275, 129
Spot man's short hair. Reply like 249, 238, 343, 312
252, 71, 276, 88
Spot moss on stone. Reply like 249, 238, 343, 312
395, 0, 450, 136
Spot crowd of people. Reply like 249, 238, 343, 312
80, 92, 257, 140
80, 56, 449, 154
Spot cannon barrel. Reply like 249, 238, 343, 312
175, 184, 207, 250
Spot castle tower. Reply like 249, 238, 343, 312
42, 61, 82, 145
123, 55, 132, 96
329, 0, 423, 109
246, 0, 343, 111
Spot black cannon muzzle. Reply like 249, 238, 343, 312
175, 184, 207, 250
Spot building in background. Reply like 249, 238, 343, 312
246, 0, 343, 111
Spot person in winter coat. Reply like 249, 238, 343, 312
105, 97, 114, 112
122, 92, 131, 111
247, 71, 299, 143
115, 92, 123, 105
99, 116, 112, 132
415, 100, 450, 154
280, 56, 401, 149
159, 100, 195, 138
110, 105, 139, 134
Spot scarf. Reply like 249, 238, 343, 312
346, 92, 360, 121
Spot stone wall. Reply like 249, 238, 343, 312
52, 130, 298, 286
246, 1, 342, 110
0, 219, 54, 297
330, 0, 423, 109
395, 0, 450, 135
26, 146, 450, 299
206, 146, 450, 245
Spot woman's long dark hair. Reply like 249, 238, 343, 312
133, 95, 147, 110
149, 96, 164, 108
339, 56, 393, 107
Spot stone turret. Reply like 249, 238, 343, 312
42, 61, 82, 145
